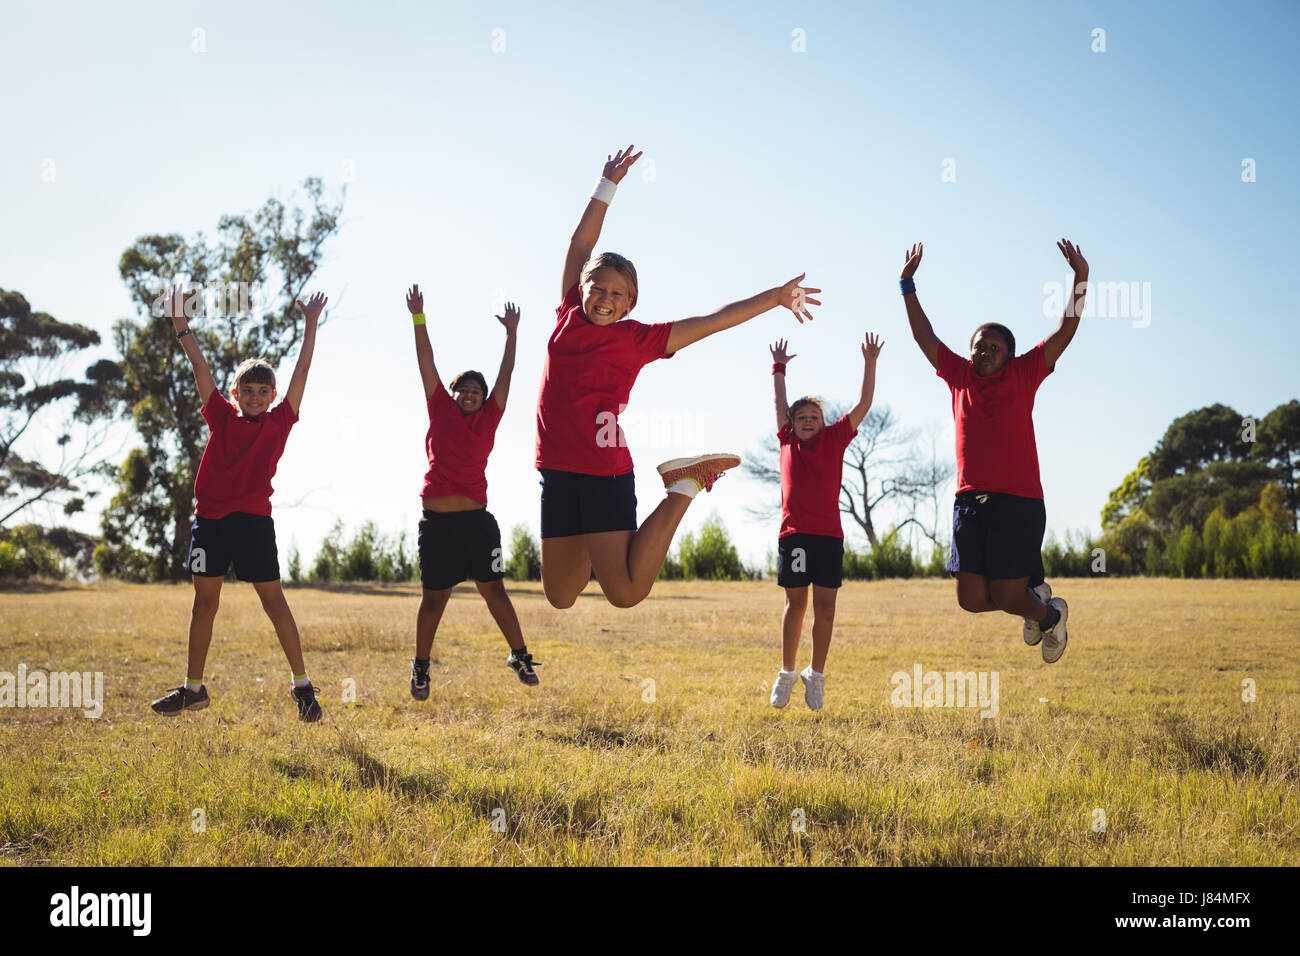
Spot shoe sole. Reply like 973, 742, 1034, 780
152, 697, 209, 715
656, 453, 741, 475
1042, 598, 1068, 664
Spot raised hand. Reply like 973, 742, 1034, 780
296, 292, 328, 322
769, 338, 797, 364
862, 332, 884, 361
1057, 238, 1088, 277
165, 283, 200, 324
778, 274, 821, 325
406, 284, 424, 315
496, 301, 520, 332
602, 144, 643, 184
901, 242, 923, 279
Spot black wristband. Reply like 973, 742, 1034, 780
176, 328, 192, 339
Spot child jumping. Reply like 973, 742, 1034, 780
768, 334, 882, 711
900, 239, 1088, 663
536, 144, 821, 610
404, 283, 537, 698
150, 284, 326, 720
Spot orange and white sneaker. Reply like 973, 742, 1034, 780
656, 453, 741, 498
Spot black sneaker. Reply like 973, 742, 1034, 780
507, 650, 540, 686
410, 657, 431, 701
151, 685, 209, 715
292, 683, 323, 722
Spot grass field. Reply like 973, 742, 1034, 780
1, 578, 1297, 865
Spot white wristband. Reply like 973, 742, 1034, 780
591, 177, 617, 205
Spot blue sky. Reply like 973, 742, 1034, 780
4, 0, 1298, 572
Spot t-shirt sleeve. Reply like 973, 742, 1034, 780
429, 387, 456, 423
828, 414, 855, 453
628, 320, 675, 364
777, 422, 794, 446
934, 341, 968, 388
269, 400, 299, 431
556, 284, 583, 324
201, 391, 236, 430
1015, 343, 1052, 393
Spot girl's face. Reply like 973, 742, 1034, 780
792, 404, 825, 440
970, 330, 1012, 377
582, 267, 634, 326
454, 382, 484, 414
232, 381, 275, 417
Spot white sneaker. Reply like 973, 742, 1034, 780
800, 666, 825, 711
770, 670, 798, 708
1041, 597, 1068, 664
1023, 582, 1053, 646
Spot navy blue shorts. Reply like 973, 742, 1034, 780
186, 512, 280, 582
539, 468, 637, 538
777, 533, 845, 589
946, 491, 1046, 584
417, 508, 505, 590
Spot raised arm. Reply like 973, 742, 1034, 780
665, 274, 821, 354
282, 292, 326, 416
1043, 239, 1089, 371
562, 145, 642, 297
406, 283, 441, 400
769, 338, 795, 431
848, 333, 883, 431
167, 284, 217, 406
491, 301, 520, 411
900, 243, 941, 371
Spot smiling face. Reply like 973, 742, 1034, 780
791, 401, 825, 440
970, 328, 1012, 377
582, 267, 635, 326
453, 381, 484, 415
231, 380, 275, 417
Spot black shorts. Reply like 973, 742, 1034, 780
539, 468, 638, 538
417, 508, 505, 590
187, 512, 280, 582
777, 533, 845, 589
945, 490, 1046, 583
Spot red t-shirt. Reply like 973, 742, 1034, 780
193, 392, 298, 518
535, 283, 675, 475
935, 341, 1051, 499
779, 413, 855, 538
420, 386, 504, 504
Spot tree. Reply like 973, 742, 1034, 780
1147, 403, 1243, 480
506, 523, 542, 581
1256, 400, 1300, 530
96, 179, 344, 581
743, 403, 953, 550
0, 288, 122, 527
678, 513, 746, 580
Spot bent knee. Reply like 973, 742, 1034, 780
956, 591, 986, 613
544, 586, 578, 610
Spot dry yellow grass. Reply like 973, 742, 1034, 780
1, 577, 1297, 865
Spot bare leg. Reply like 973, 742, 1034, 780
540, 536, 592, 609
810, 584, 838, 672
585, 491, 693, 608
954, 572, 1000, 613
251, 579, 307, 676
989, 577, 1048, 620
415, 587, 453, 659
476, 579, 525, 651
781, 586, 808, 671
185, 576, 223, 682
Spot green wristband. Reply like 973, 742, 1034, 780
412, 312, 426, 326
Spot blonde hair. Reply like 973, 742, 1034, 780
232, 358, 276, 390
788, 395, 826, 424
581, 252, 639, 313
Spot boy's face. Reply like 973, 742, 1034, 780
792, 404, 825, 440
582, 267, 634, 326
232, 380, 275, 417
970, 330, 1012, 377
454, 382, 484, 414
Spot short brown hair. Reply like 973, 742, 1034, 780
451, 370, 488, 395
970, 323, 1015, 356
232, 358, 275, 390
788, 396, 826, 423
581, 252, 638, 312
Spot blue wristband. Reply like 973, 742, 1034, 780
899, 277, 916, 295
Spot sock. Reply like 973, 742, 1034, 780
805, 667, 824, 677
666, 478, 701, 499
779, 668, 796, 677
1039, 606, 1060, 632
511, 644, 528, 658
414, 656, 430, 666
185, 677, 203, 692
292, 672, 311, 689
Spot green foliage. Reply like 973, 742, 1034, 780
100, 180, 344, 580
287, 544, 302, 584
678, 514, 747, 581
306, 521, 415, 584
1041, 530, 1096, 578
0, 525, 66, 578
505, 524, 541, 581
1, 287, 122, 526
